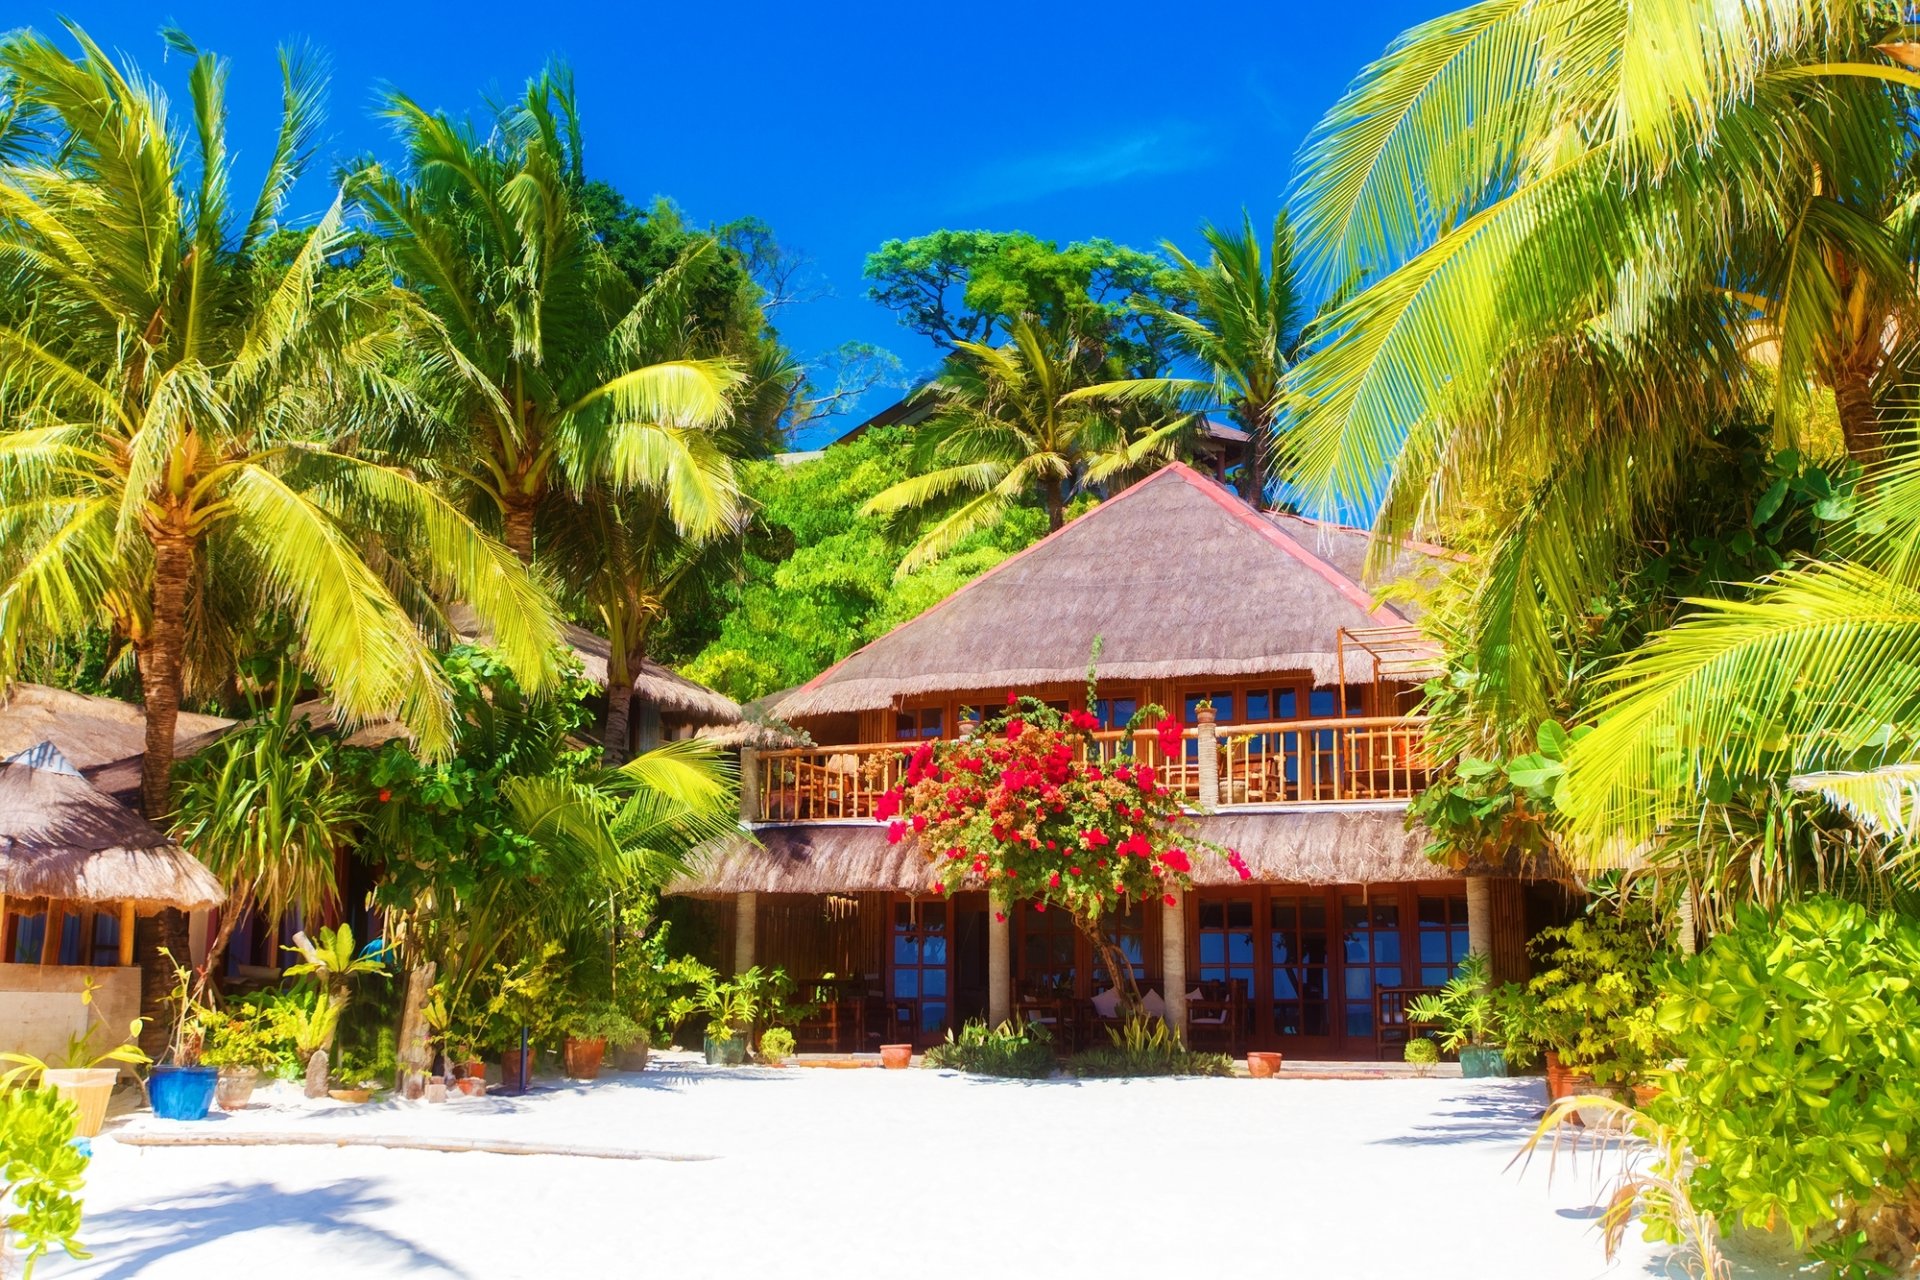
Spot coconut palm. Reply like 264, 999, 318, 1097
1286, 0, 1920, 720
1077, 213, 1308, 509
350, 68, 746, 564
0, 25, 561, 821
862, 314, 1169, 571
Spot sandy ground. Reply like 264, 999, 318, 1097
38, 1062, 1786, 1280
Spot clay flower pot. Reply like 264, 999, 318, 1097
214, 1067, 260, 1112
880, 1043, 913, 1070
43, 1068, 118, 1136
1544, 1050, 1571, 1100
1246, 1051, 1284, 1079
454, 1076, 485, 1097
328, 1087, 372, 1104
563, 1036, 606, 1081
457, 1059, 486, 1081
613, 1039, 651, 1073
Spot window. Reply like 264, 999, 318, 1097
1269, 896, 1331, 1036
1340, 895, 1403, 1039
1417, 894, 1472, 987
1019, 906, 1077, 997
1092, 695, 1138, 731
1197, 897, 1256, 1003
893, 707, 944, 741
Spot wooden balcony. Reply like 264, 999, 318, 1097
747, 716, 1430, 824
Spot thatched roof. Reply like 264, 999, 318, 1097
558, 624, 744, 723
0, 684, 238, 808
0, 745, 225, 910
692, 719, 809, 749
776, 464, 1451, 720
667, 808, 1506, 897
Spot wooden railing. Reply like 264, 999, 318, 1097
749, 716, 1429, 823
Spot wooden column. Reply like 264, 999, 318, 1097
1196, 703, 1219, 811
987, 890, 1012, 1028
1465, 876, 1493, 959
40, 900, 66, 965
738, 747, 760, 823
1162, 890, 1188, 1040
733, 891, 758, 975
118, 904, 136, 967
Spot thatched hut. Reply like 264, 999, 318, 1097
0, 743, 224, 1064
668, 463, 1561, 1061
0, 683, 236, 807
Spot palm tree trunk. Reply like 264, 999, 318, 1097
603, 676, 634, 766
1242, 411, 1268, 510
503, 496, 537, 563
138, 532, 194, 1047
1046, 482, 1066, 532
200, 888, 253, 991
1834, 357, 1885, 472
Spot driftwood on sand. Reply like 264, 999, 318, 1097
111, 1130, 717, 1162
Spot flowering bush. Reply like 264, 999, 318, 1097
875, 693, 1247, 1011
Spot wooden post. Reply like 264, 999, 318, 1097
987, 889, 1011, 1028
0, 893, 8, 963
738, 747, 760, 823
40, 900, 65, 965
1162, 889, 1188, 1041
733, 892, 758, 975
118, 904, 136, 967
1196, 703, 1219, 811
1465, 877, 1492, 959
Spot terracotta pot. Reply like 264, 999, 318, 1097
454, 1077, 485, 1097
1632, 1083, 1662, 1108
563, 1036, 606, 1081
499, 1047, 532, 1094
1544, 1050, 1571, 1100
880, 1043, 913, 1070
44, 1068, 117, 1137
328, 1087, 372, 1104
214, 1067, 259, 1112
1246, 1051, 1284, 1079
457, 1058, 486, 1081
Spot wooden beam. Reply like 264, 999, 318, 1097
118, 903, 136, 967
0, 892, 8, 962
40, 899, 65, 965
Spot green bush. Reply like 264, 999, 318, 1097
1062, 1017, 1233, 1079
1651, 898, 1920, 1264
1521, 901, 1667, 1084
1403, 1037, 1440, 1069
0, 1087, 89, 1275
922, 1020, 1055, 1079
758, 1028, 796, 1064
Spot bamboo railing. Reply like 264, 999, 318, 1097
750, 716, 1429, 823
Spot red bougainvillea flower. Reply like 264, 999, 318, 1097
1082, 829, 1110, 847
378, 789, 392, 803
1115, 764, 1133, 783
1007, 690, 1018, 705
1155, 716, 1184, 757
1048, 872, 1061, 888
1137, 764, 1157, 790
1225, 848, 1252, 881
1034, 903, 1046, 913
1161, 848, 1191, 874
875, 790, 902, 820
994, 911, 1007, 924
1163, 893, 1177, 907
1067, 709, 1099, 731
886, 821, 907, 844
911, 813, 929, 832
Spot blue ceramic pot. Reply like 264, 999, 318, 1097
1459, 1046, 1509, 1079
148, 1065, 218, 1120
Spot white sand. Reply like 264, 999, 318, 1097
39, 1064, 1767, 1280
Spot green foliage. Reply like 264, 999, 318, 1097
555, 1000, 641, 1045
669, 966, 804, 1046
0, 1087, 89, 1276
1648, 898, 1920, 1259
921, 1019, 1055, 1079
757, 1027, 796, 1064
197, 1000, 290, 1073
680, 427, 1044, 700
1513, 902, 1669, 1084
1064, 1016, 1234, 1078
863, 230, 1184, 375
610, 903, 709, 1048
1404, 953, 1503, 1052
1402, 1037, 1439, 1072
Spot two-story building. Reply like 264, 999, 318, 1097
671, 463, 1557, 1059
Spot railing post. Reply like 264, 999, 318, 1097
739, 746, 760, 823
1197, 702, 1219, 811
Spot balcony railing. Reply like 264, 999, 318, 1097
747, 716, 1429, 824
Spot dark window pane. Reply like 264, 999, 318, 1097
1227, 901, 1253, 929
894, 937, 917, 966
1302, 899, 1326, 928
1200, 935, 1225, 964
1271, 902, 1297, 932
1274, 971, 1300, 999
1303, 1002, 1329, 1036
1200, 902, 1224, 929
1420, 932, 1447, 962
1345, 969, 1373, 1000
920, 1003, 946, 1033
1376, 933, 1401, 962
1418, 896, 1447, 926
1228, 932, 1254, 964
1345, 1004, 1372, 1037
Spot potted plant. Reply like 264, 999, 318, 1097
1403, 1036, 1440, 1077
146, 950, 219, 1120
1, 978, 150, 1137
758, 1027, 796, 1066
673, 969, 767, 1067
1405, 953, 1509, 1078
1246, 1050, 1284, 1078
880, 1043, 913, 1069
200, 1004, 283, 1111
1520, 904, 1669, 1099
327, 1049, 379, 1104
557, 1003, 639, 1081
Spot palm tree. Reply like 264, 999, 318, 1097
1077, 213, 1307, 509
0, 25, 560, 822
862, 314, 1166, 571
1285, 0, 1920, 720
351, 68, 746, 565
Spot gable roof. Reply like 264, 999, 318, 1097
776, 463, 1450, 720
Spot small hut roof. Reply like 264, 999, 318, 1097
776, 464, 1451, 720
0, 745, 225, 910
0, 683, 234, 773
667, 808, 1508, 897
558, 624, 745, 723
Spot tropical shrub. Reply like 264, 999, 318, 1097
1403, 1037, 1439, 1075
0, 1087, 88, 1277
1520, 902, 1669, 1086
921, 1020, 1055, 1079
878, 685, 1245, 1013
757, 1028, 796, 1065
1650, 898, 1920, 1267
556, 1001, 642, 1046
1404, 953, 1504, 1053
1065, 1017, 1233, 1079
198, 1001, 292, 1074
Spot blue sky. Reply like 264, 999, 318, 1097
32, 1, 1438, 441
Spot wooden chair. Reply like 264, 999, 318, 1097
1375, 985, 1442, 1060
1185, 981, 1244, 1052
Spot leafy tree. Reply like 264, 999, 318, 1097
1078, 212, 1308, 508
862, 314, 1171, 569
351, 67, 745, 562
678, 427, 1047, 702
865, 230, 1185, 376
0, 24, 560, 825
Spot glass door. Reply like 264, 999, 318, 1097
1196, 897, 1257, 1041
1268, 894, 1333, 1050
1338, 893, 1404, 1053
889, 899, 951, 1047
